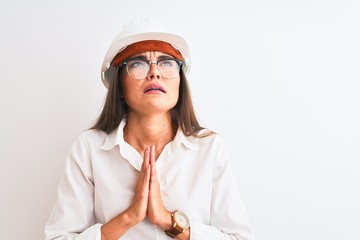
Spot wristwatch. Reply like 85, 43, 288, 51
164, 210, 190, 238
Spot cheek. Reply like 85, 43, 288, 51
123, 82, 141, 102
170, 82, 181, 106
169, 79, 180, 97
120, 71, 138, 100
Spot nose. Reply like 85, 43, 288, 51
147, 62, 161, 80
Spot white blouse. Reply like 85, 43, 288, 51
45, 120, 253, 240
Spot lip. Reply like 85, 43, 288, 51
143, 84, 166, 93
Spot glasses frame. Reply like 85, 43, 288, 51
121, 57, 183, 80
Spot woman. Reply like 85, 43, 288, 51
45, 19, 253, 240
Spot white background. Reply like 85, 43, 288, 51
0, 1, 359, 239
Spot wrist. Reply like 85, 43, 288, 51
123, 208, 144, 226
176, 228, 190, 240
156, 210, 173, 230
164, 210, 190, 239
101, 211, 138, 240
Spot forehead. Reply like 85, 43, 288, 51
130, 51, 174, 59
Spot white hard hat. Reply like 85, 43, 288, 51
101, 19, 191, 88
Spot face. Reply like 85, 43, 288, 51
120, 51, 181, 116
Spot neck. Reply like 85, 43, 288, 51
123, 112, 176, 159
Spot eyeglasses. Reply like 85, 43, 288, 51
121, 58, 183, 80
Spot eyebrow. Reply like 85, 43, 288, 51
126, 54, 175, 62
158, 55, 175, 60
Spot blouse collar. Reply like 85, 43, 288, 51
101, 119, 199, 151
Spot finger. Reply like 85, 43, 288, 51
142, 165, 151, 190
136, 146, 150, 194
142, 146, 151, 182
141, 146, 150, 171
149, 146, 159, 195
137, 161, 150, 199
150, 145, 158, 180
150, 145, 156, 166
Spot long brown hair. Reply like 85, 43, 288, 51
91, 66, 211, 137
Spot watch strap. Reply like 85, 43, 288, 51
164, 212, 185, 238
165, 227, 183, 238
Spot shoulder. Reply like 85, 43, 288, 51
186, 129, 227, 151
182, 130, 231, 170
65, 129, 109, 165
72, 129, 109, 148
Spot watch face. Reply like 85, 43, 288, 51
174, 211, 190, 228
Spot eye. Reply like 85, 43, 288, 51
159, 59, 176, 67
128, 60, 147, 69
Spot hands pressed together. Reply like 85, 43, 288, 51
101, 145, 188, 240
127, 145, 171, 228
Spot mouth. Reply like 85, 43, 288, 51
144, 84, 166, 93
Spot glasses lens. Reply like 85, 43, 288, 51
157, 59, 181, 78
126, 60, 149, 80
125, 59, 181, 80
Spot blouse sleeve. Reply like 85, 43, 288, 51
44, 133, 102, 240
189, 136, 253, 240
